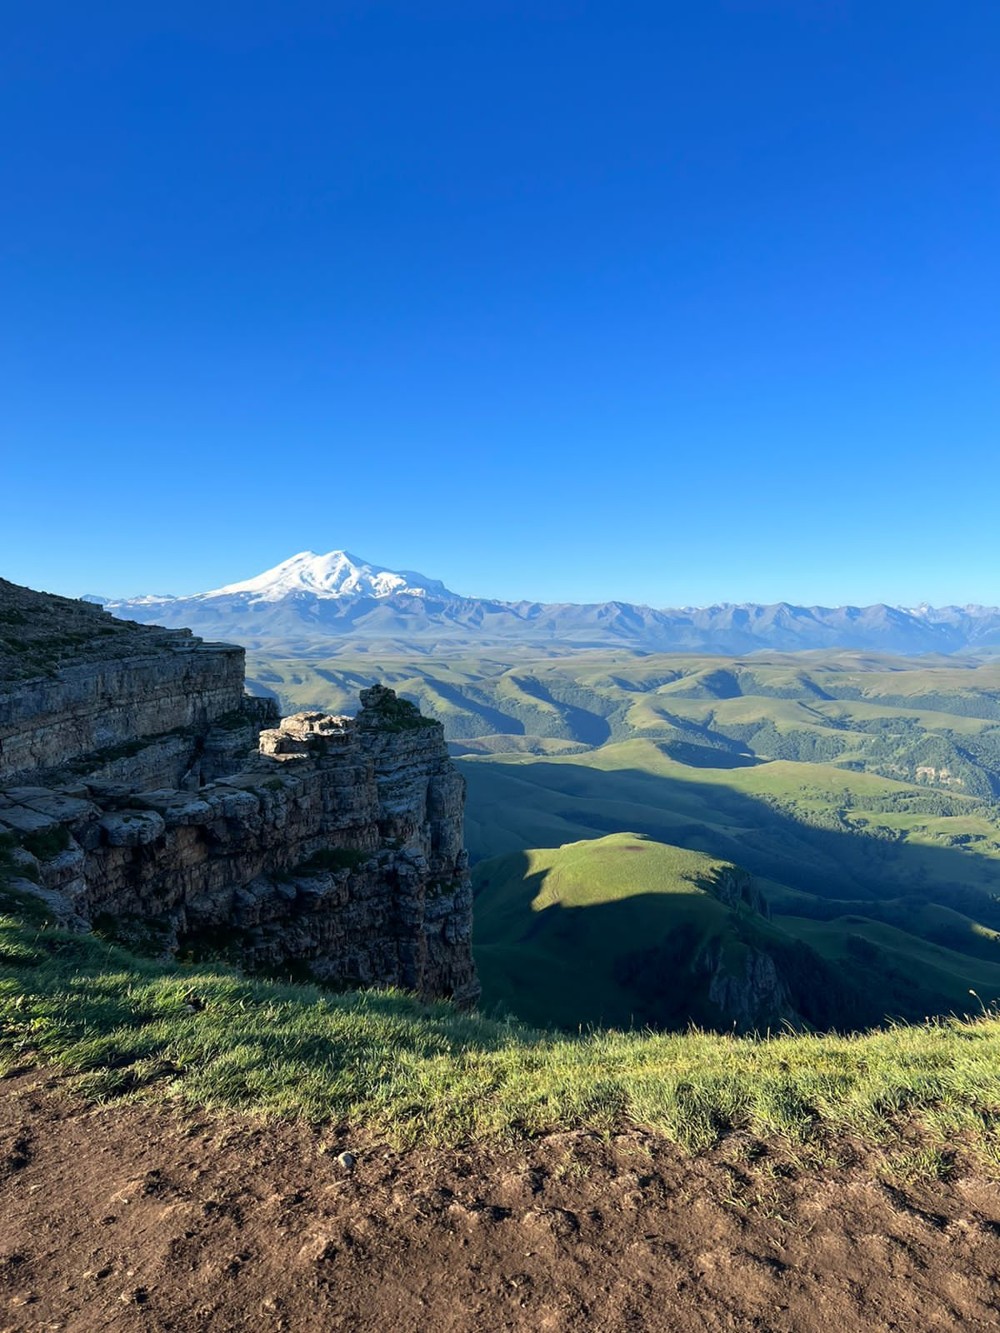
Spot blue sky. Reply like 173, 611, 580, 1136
2, 2, 998, 607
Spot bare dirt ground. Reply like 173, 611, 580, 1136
2, 1071, 1000, 1332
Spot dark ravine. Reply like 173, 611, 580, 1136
0, 578, 479, 1005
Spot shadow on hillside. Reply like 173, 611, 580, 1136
462, 759, 1000, 931
658, 741, 761, 769
504, 675, 613, 747
474, 864, 737, 1031
401, 679, 526, 738
472, 843, 1000, 1035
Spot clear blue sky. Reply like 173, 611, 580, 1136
2, 2, 998, 607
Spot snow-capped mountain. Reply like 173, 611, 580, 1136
200, 551, 455, 603
103, 551, 1000, 655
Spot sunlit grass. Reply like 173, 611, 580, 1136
3, 913, 1000, 1167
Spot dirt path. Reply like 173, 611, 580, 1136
2, 1071, 999, 1331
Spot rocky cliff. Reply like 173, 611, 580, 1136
0, 579, 479, 1004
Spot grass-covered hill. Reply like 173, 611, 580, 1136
465, 742, 1000, 1027
472, 830, 1000, 1034
473, 833, 841, 1033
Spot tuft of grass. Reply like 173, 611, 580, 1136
0, 837, 51, 925
881, 1144, 959, 1185
0, 883, 54, 928
20, 825, 71, 861
3, 912, 1000, 1170
295, 847, 373, 874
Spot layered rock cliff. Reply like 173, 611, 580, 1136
0, 578, 479, 1004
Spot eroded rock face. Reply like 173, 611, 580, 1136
702, 941, 798, 1032
0, 579, 479, 1005
0, 578, 253, 786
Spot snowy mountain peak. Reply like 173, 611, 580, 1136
202, 550, 455, 603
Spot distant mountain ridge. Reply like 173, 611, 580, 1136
103, 550, 1000, 655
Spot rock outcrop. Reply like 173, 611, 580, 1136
0, 579, 479, 1005
700, 940, 796, 1031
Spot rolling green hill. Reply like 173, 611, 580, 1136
473, 831, 1000, 1033
474, 833, 794, 1032
247, 648, 1000, 797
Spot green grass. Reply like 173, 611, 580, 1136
507, 833, 735, 909
460, 737, 1000, 920
4, 911, 1000, 1166
474, 833, 777, 1031
474, 831, 741, 1029
294, 847, 373, 874
473, 832, 1000, 1033
775, 914, 1000, 1015
20, 824, 72, 862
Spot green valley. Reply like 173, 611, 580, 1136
247, 647, 1000, 793
248, 647, 1000, 1032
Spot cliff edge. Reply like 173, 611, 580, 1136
0, 577, 479, 1005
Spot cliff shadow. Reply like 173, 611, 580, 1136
463, 758, 1000, 935
471, 832, 1000, 1036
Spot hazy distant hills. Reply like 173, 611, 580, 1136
103, 550, 1000, 655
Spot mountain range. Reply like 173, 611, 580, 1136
101, 550, 1000, 655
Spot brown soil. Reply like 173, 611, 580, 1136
2, 1072, 1000, 1332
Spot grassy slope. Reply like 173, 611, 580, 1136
777, 913, 1000, 1004
472, 830, 1000, 1031
4, 910, 1000, 1168
474, 834, 762, 1030
461, 738, 1000, 1024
